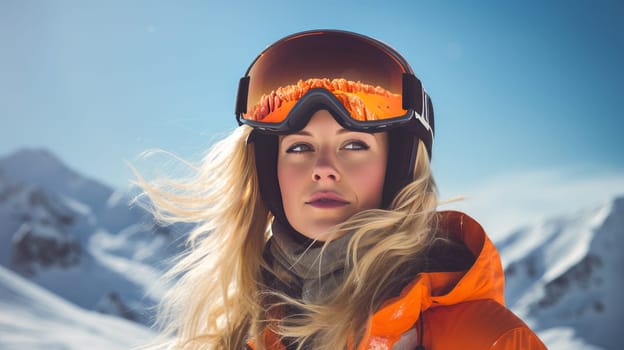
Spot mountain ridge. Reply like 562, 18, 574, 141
503, 195, 622, 349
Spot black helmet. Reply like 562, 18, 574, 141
235, 30, 435, 226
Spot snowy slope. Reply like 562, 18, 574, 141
0, 265, 156, 349
0, 148, 186, 325
501, 195, 623, 350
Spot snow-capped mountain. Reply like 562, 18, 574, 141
0, 148, 152, 234
501, 196, 623, 350
0, 148, 186, 325
0, 264, 156, 349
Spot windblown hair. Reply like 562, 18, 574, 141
135, 125, 439, 350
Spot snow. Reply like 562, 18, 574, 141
542, 202, 611, 282
60, 194, 93, 217
503, 195, 623, 350
89, 229, 167, 300
0, 265, 156, 350
498, 201, 611, 278
13, 222, 65, 242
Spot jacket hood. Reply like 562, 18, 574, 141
360, 210, 505, 347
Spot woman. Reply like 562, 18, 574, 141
138, 30, 546, 349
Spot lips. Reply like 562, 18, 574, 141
305, 191, 350, 208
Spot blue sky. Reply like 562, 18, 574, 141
1, 0, 623, 237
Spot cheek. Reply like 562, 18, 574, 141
277, 162, 306, 207
349, 159, 387, 205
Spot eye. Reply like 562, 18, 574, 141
286, 143, 313, 153
342, 140, 370, 151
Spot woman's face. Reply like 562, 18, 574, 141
277, 110, 388, 241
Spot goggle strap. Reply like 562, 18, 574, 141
402, 73, 423, 114
235, 76, 250, 119
424, 92, 434, 136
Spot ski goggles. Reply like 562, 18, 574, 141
235, 30, 434, 141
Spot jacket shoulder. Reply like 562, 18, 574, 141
424, 299, 546, 350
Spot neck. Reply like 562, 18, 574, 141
267, 220, 354, 303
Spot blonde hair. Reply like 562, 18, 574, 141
135, 125, 438, 350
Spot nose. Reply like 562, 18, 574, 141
312, 151, 341, 182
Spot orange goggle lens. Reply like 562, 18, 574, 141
237, 30, 417, 126
246, 78, 405, 123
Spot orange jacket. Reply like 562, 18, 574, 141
250, 211, 546, 350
